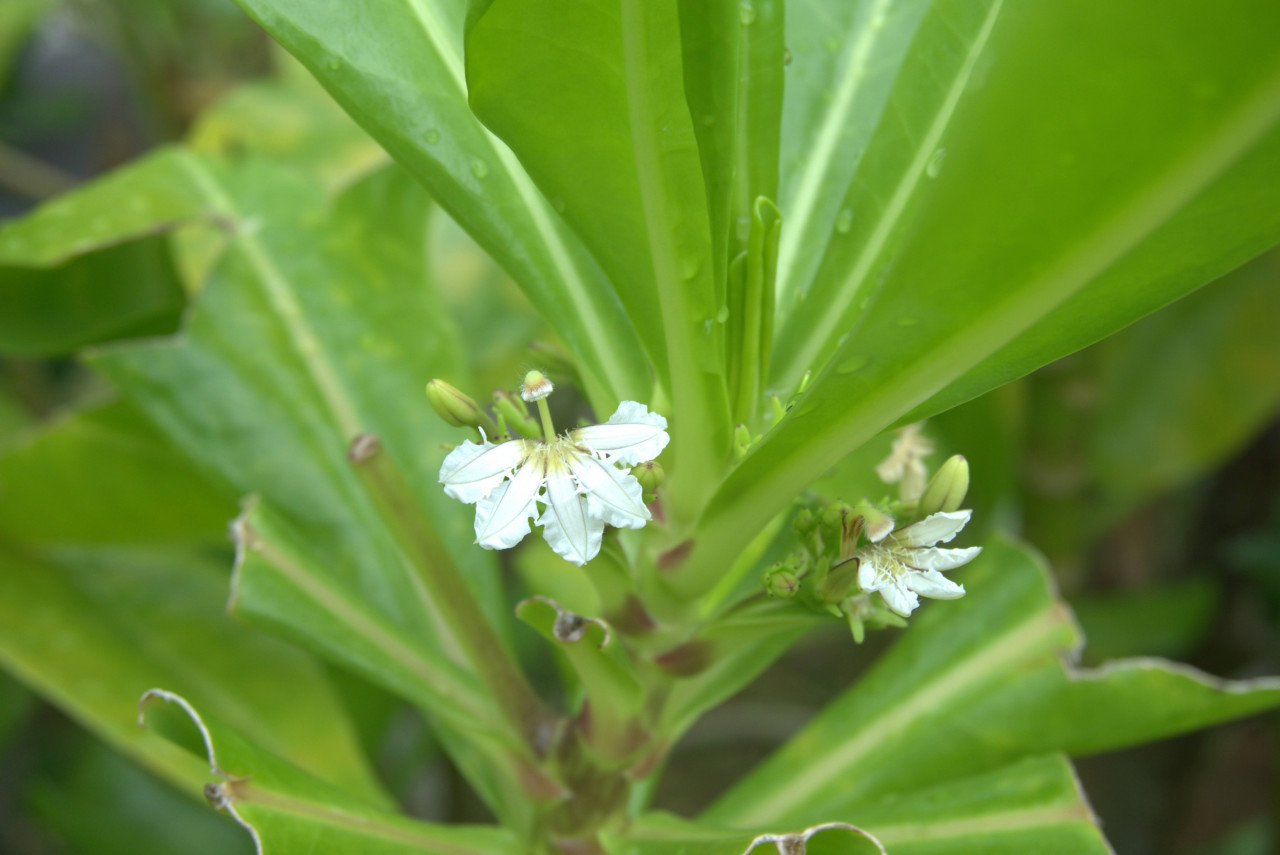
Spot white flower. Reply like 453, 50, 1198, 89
875, 422, 934, 501
856, 510, 981, 617
439, 401, 669, 566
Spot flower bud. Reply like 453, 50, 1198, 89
792, 507, 817, 536
762, 563, 799, 598
733, 423, 753, 459
426, 379, 490, 430
632, 460, 665, 494
919, 454, 970, 516
821, 501, 854, 532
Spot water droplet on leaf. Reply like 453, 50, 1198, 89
926, 147, 947, 179
739, 2, 757, 24
470, 158, 489, 179
835, 208, 853, 234
425, 130, 440, 144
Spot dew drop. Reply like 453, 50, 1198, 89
837, 355, 868, 375
425, 129, 440, 144
680, 256, 702, 279
823, 38, 840, 54
783, 48, 792, 67
702, 113, 716, 128
835, 208, 854, 234
896, 317, 918, 327
326, 58, 342, 71
739, 2, 756, 24
716, 304, 730, 323
470, 158, 489, 179
926, 147, 947, 179
551, 196, 567, 213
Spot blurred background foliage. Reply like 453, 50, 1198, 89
0, 1, 1276, 853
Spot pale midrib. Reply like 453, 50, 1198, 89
402, 0, 631, 402
871, 803, 1096, 843
717, 59, 1280, 574
246, 531, 493, 727
737, 605, 1068, 822
175, 154, 364, 440
780, 0, 1004, 386
775, 0, 895, 301
234, 784, 509, 855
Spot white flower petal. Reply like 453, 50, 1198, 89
570, 401, 669, 464
570, 453, 650, 529
908, 545, 983, 572
878, 577, 920, 617
893, 510, 972, 547
439, 436, 529, 503
539, 467, 603, 566
857, 556, 879, 592
473, 457, 543, 549
905, 568, 966, 600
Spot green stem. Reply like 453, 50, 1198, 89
348, 435, 559, 761
536, 397, 558, 442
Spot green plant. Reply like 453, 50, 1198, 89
3, 0, 1280, 852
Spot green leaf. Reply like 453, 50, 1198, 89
467, 0, 732, 514
0, 0, 45, 91
0, 399, 236, 543
608, 755, 1109, 854
140, 690, 521, 855
230, 0, 649, 410
678, 0, 1280, 594
27, 739, 252, 855
1070, 577, 1220, 665
0, 546, 389, 806
187, 79, 389, 192
704, 537, 1280, 827
89, 158, 546, 825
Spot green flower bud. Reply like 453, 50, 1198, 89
426, 380, 491, 431
821, 501, 854, 532
762, 563, 799, 598
919, 454, 970, 516
733, 423, 753, 459
632, 460, 665, 495
792, 507, 817, 536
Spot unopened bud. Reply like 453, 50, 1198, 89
733, 423, 752, 459
520, 369, 554, 402
632, 460, 665, 494
821, 501, 854, 532
493, 390, 541, 439
762, 563, 799, 598
792, 508, 817, 536
426, 380, 489, 430
919, 454, 969, 516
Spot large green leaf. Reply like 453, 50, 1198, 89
229, 0, 649, 410
678, 0, 1280, 593
141, 690, 520, 855
89, 157, 545, 825
607, 755, 1108, 854
704, 537, 1280, 827
0, 399, 235, 543
0, 546, 388, 806
467, 0, 732, 511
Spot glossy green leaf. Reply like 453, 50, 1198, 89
0, 546, 388, 806
229, 0, 648, 410
466, 0, 732, 514
705, 537, 1280, 827
140, 690, 521, 855
0, 399, 236, 543
608, 755, 1108, 854
679, 0, 1280, 593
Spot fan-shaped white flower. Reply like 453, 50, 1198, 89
856, 510, 982, 617
439, 401, 669, 566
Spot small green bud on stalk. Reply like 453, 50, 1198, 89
919, 454, 970, 516
493, 389, 542, 439
762, 563, 800, 598
792, 507, 817, 536
733, 423, 753, 459
820, 501, 855, 532
632, 460, 665, 500
426, 379, 495, 433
